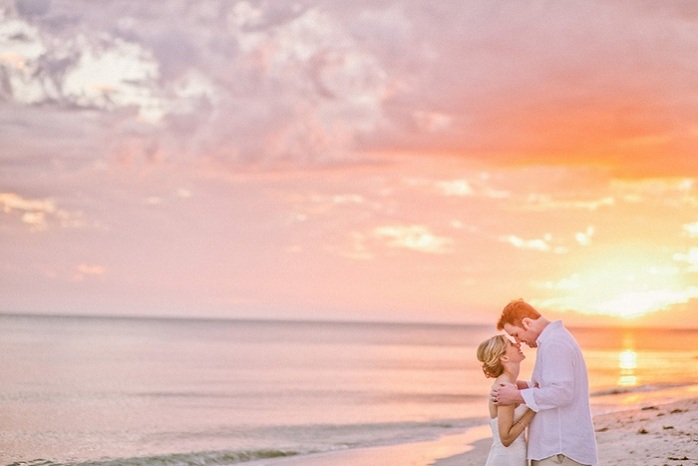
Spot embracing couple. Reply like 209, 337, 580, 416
476, 299, 598, 466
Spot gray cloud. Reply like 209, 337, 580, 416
2, 0, 697, 176
14, 0, 50, 17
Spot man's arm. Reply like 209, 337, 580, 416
521, 340, 576, 411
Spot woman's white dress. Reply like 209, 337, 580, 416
484, 403, 528, 466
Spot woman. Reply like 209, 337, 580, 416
476, 335, 535, 466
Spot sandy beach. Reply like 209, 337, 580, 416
435, 396, 698, 465
248, 395, 698, 466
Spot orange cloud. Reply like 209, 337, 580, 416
77, 264, 106, 276
0, 193, 55, 214
373, 224, 454, 254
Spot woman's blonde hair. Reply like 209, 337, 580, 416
476, 334, 508, 378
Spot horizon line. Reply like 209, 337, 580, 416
1, 310, 695, 331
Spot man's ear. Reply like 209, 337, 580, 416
521, 317, 533, 330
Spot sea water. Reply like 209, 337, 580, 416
1, 314, 697, 465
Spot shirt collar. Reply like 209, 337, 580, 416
536, 319, 563, 346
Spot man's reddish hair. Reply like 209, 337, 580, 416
496, 299, 541, 330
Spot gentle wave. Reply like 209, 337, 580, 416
5, 419, 481, 466
590, 382, 695, 397
7, 449, 300, 466
133, 390, 483, 402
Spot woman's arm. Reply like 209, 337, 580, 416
497, 405, 535, 447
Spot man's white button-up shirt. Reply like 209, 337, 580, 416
520, 320, 598, 465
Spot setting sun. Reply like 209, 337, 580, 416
536, 241, 697, 324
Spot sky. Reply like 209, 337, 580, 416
2, 0, 698, 327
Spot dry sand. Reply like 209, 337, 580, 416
591, 397, 698, 465
435, 397, 698, 466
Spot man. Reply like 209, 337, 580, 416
491, 299, 598, 466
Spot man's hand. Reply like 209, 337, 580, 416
516, 380, 530, 390
490, 382, 523, 406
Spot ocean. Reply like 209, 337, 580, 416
1, 314, 697, 465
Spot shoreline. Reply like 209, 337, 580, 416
244, 426, 491, 466
243, 424, 492, 466
247, 387, 698, 466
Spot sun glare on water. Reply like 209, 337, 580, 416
618, 349, 638, 387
